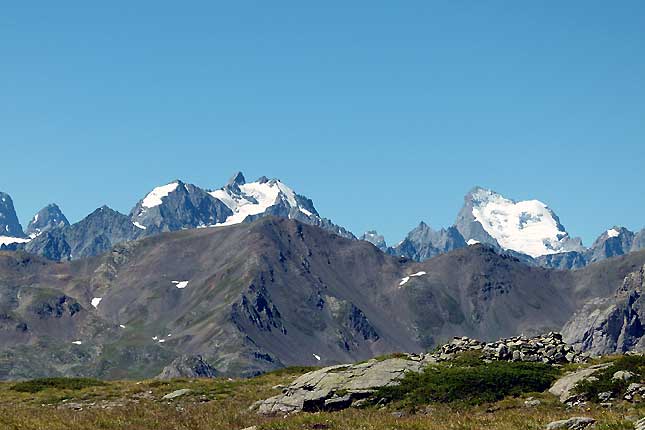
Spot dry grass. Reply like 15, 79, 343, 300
0, 368, 642, 430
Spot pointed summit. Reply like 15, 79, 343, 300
26, 203, 69, 238
0, 192, 26, 239
227, 171, 246, 187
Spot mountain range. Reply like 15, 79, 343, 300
1, 174, 643, 269
1, 172, 645, 379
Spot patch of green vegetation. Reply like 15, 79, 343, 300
10, 377, 107, 393
574, 354, 645, 402
374, 359, 559, 407
263, 366, 320, 377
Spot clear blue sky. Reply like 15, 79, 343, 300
2, 2, 644, 246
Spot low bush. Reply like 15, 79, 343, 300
374, 359, 559, 407
574, 354, 645, 402
10, 377, 107, 393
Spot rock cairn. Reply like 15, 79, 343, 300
429, 332, 588, 364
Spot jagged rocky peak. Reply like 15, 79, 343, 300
0, 192, 28, 247
586, 226, 635, 263
26, 203, 69, 238
227, 171, 246, 187
209, 173, 319, 225
455, 186, 583, 258
130, 180, 232, 233
0, 192, 25, 237
393, 221, 466, 261
360, 230, 387, 251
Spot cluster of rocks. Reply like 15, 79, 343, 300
428, 332, 588, 364
253, 332, 588, 415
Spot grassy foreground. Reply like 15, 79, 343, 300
0, 364, 643, 430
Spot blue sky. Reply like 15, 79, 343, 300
2, 2, 644, 246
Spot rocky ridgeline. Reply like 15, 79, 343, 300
253, 332, 586, 415
431, 332, 589, 364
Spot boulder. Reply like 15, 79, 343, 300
545, 417, 596, 429
253, 356, 426, 415
162, 389, 192, 400
549, 363, 612, 403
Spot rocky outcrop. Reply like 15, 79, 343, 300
545, 417, 596, 430
548, 363, 612, 403
253, 356, 428, 415
156, 355, 219, 379
0, 192, 25, 239
562, 264, 645, 355
254, 332, 583, 415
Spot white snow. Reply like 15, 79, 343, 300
607, 228, 620, 238
467, 239, 480, 245
399, 271, 426, 286
72, 341, 82, 345
141, 182, 179, 208
0, 236, 31, 246
33, 213, 39, 223
133, 221, 147, 230
470, 188, 573, 258
210, 178, 313, 226
152, 336, 158, 340
172, 280, 189, 289
158, 339, 166, 343
91, 297, 102, 308
313, 353, 321, 361
119, 324, 126, 328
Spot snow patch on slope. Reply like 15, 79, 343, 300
470, 188, 574, 258
399, 271, 427, 286
91, 297, 102, 308
141, 182, 179, 208
0, 236, 30, 246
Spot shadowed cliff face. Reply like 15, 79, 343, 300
1, 217, 645, 380
563, 263, 645, 355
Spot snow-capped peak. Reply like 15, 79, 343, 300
468, 187, 578, 258
141, 182, 180, 209
209, 175, 315, 226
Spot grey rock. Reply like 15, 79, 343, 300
525, 399, 541, 407
563, 264, 645, 355
612, 370, 636, 381
635, 417, 645, 430
549, 363, 612, 403
255, 357, 424, 415
162, 388, 192, 400
597, 391, 612, 402
545, 417, 596, 430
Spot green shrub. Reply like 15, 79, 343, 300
10, 377, 107, 393
574, 355, 645, 402
374, 360, 559, 407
